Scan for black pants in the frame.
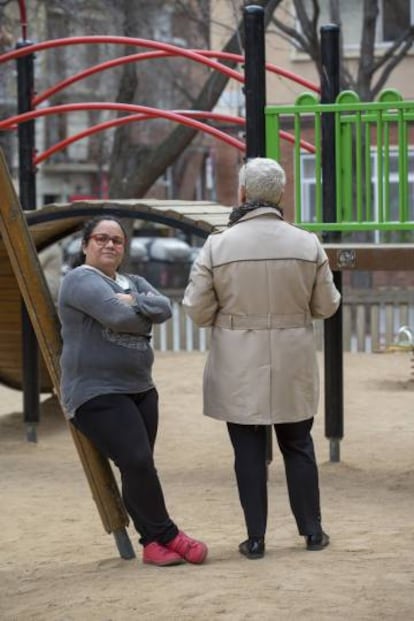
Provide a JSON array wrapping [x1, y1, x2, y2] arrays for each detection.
[[71, 389, 178, 546], [227, 418, 322, 539]]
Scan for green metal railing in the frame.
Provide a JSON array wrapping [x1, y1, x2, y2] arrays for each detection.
[[265, 89, 414, 233]]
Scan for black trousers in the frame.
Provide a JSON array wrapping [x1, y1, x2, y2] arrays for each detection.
[[71, 389, 178, 546], [227, 418, 322, 539]]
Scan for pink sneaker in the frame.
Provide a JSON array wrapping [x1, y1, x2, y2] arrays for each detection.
[[165, 531, 208, 564], [143, 541, 184, 566]]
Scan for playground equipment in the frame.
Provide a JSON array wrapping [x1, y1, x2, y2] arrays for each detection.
[[1, 4, 413, 558], [396, 326, 414, 383], [0, 150, 134, 558], [380, 326, 414, 383], [396, 326, 414, 348], [1, 192, 411, 391], [0, 196, 232, 392], [0, 5, 319, 445], [1, 8, 413, 442], [266, 34, 414, 459], [266, 90, 414, 233], [0, 4, 319, 559], [1, 3, 282, 560]]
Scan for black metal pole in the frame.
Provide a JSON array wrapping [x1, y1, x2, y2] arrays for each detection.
[[16, 40, 40, 443], [243, 5, 273, 465], [244, 4, 266, 158], [320, 25, 343, 462]]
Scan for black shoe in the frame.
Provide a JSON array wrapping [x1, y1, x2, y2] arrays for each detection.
[[239, 537, 265, 559], [306, 531, 330, 551]]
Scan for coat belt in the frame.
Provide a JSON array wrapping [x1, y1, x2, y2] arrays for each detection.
[[214, 312, 312, 330]]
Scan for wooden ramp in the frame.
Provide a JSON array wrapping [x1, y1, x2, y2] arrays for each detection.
[[2, 196, 411, 392], [0, 199, 231, 392]]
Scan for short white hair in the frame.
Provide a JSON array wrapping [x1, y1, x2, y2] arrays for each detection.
[[238, 157, 286, 204]]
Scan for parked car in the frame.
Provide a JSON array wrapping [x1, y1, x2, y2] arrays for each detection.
[[132, 237, 193, 290]]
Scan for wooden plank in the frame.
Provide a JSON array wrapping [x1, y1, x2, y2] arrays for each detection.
[[0, 344, 23, 354], [370, 305, 380, 351], [385, 305, 394, 345], [194, 214, 231, 225], [0, 149, 130, 545], [399, 304, 409, 327], [324, 244, 414, 271], [0, 259, 13, 275], [0, 302, 25, 314], [356, 305, 366, 352], [149, 204, 230, 215]]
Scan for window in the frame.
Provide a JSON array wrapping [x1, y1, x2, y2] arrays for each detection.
[[300, 149, 414, 241], [382, 0, 410, 42], [45, 113, 68, 161], [46, 9, 70, 81], [299, 0, 411, 49], [371, 148, 414, 241], [300, 155, 317, 222]]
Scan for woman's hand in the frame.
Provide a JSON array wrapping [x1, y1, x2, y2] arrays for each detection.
[[115, 293, 135, 306]]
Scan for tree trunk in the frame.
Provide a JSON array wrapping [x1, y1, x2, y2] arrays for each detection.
[[108, 0, 282, 199]]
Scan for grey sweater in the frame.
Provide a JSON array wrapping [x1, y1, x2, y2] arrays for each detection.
[[58, 265, 172, 418]]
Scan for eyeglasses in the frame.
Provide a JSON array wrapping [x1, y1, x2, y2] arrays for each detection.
[[89, 233, 125, 247]]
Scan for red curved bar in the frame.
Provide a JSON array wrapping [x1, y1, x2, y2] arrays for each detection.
[[0, 102, 314, 160], [32, 49, 318, 107], [0, 35, 317, 162], [0, 103, 244, 158], [0, 103, 241, 130], [0, 36, 319, 104], [0, 36, 242, 85], [35, 110, 246, 164], [201, 51, 319, 93]]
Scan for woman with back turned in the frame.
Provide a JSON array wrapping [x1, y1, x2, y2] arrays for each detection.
[[183, 158, 340, 559]]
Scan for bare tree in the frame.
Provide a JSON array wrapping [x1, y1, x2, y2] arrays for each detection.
[[2, 1, 413, 201], [272, 0, 414, 100], [109, 0, 414, 199], [271, 0, 414, 268], [109, 0, 283, 198]]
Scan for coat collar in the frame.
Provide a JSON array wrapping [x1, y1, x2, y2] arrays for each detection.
[[236, 206, 284, 224]]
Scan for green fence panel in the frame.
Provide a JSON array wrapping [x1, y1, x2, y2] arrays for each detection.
[[265, 88, 414, 234]]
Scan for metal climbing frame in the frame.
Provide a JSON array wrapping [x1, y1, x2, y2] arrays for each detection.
[[266, 88, 414, 233], [266, 85, 414, 461]]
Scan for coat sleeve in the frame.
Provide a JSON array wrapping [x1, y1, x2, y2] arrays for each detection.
[[182, 236, 219, 327], [59, 269, 152, 334], [309, 237, 341, 319]]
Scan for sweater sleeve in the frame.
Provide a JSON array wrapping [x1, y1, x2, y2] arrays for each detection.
[[128, 275, 172, 324], [59, 269, 153, 334], [182, 237, 219, 327]]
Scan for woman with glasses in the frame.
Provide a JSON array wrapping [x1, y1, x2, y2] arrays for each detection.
[[58, 216, 208, 567]]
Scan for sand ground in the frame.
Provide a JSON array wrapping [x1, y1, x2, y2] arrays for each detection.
[[0, 351, 413, 621]]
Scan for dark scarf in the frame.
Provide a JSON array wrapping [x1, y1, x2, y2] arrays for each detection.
[[228, 200, 284, 226]]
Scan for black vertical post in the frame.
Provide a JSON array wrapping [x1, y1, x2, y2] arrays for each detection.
[[243, 5, 273, 465], [320, 25, 343, 462], [244, 5, 266, 158], [16, 40, 40, 443]]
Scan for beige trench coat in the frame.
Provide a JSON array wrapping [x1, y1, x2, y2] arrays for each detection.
[[182, 207, 341, 425]]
